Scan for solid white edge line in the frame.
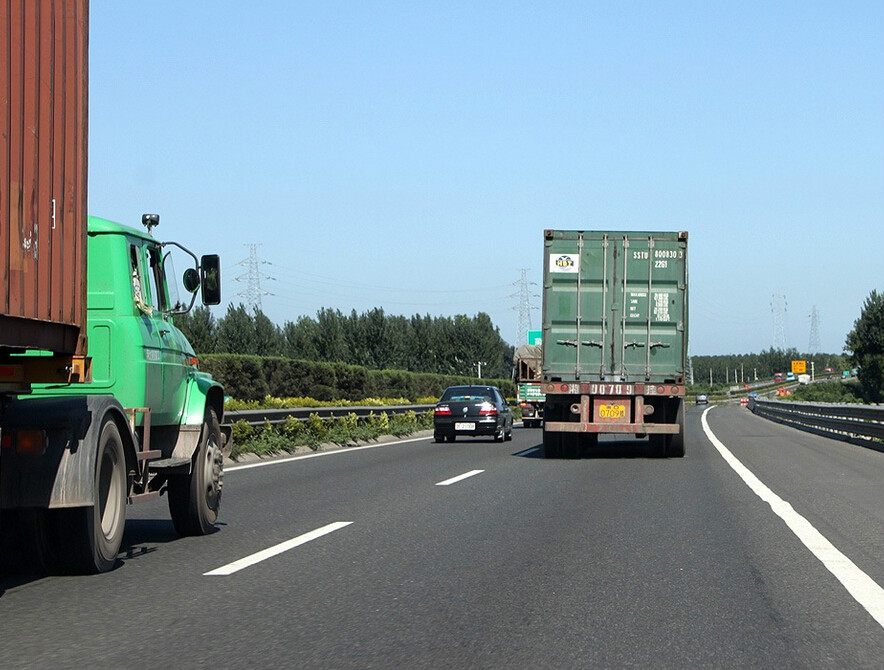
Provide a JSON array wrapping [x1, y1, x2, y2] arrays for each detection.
[[225, 435, 430, 472], [436, 470, 485, 486], [701, 407, 884, 629], [204, 522, 353, 576]]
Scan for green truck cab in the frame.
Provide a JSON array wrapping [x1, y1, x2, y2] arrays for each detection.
[[1, 215, 227, 573]]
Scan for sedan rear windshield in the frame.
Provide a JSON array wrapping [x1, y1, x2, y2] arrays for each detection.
[[441, 388, 494, 402]]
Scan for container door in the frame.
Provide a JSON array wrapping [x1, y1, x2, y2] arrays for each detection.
[[617, 234, 686, 382], [543, 231, 606, 380]]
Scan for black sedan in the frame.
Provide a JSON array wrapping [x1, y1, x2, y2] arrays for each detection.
[[433, 385, 513, 443]]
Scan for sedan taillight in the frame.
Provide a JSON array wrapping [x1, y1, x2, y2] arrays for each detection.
[[435, 405, 452, 416], [479, 402, 498, 416]]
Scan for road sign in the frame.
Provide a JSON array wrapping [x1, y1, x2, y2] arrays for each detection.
[[791, 360, 807, 374], [527, 330, 542, 345]]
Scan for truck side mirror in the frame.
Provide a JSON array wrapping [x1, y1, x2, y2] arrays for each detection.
[[182, 268, 200, 293], [200, 255, 221, 305]]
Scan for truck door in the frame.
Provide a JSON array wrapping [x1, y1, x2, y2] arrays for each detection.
[[130, 244, 167, 417], [145, 245, 187, 426]]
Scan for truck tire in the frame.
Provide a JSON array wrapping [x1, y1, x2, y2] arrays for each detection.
[[169, 408, 223, 536], [44, 417, 128, 574], [561, 434, 581, 458], [666, 399, 686, 458], [543, 428, 564, 458], [649, 434, 667, 458]]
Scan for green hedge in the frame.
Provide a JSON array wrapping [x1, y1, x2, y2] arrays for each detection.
[[200, 354, 515, 402]]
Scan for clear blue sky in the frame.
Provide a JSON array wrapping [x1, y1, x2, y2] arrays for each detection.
[[88, 1, 883, 356]]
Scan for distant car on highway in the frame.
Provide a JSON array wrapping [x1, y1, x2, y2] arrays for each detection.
[[695, 393, 708, 405], [434, 385, 513, 443]]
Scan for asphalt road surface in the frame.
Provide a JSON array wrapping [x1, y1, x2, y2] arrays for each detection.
[[1, 404, 882, 669]]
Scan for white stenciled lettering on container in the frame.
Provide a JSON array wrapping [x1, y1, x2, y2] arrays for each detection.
[[629, 292, 647, 319], [654, 293, 670, 321]]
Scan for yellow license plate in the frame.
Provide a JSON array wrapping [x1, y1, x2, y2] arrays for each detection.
[[599, 404, 626, 419]]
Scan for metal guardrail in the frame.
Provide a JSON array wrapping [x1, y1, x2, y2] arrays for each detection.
[[226, 404, 435, 427], [749, 398, 884, 442]]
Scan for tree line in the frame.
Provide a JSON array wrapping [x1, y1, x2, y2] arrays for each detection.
[[176, 288, 884, 403], [693, 288, 883, 403], [174, 305, 514, 380], [690, 348, 851, 387]]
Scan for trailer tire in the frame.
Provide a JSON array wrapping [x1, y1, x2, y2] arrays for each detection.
[[562, 434, 581, 459], [42, 417, 127, 574], [169, 408, 223, 536], [543, 428, 561, 458], [666, 399, 686, 458], [649, 434, 667, 458]]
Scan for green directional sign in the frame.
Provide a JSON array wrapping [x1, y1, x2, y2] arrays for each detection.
[[527, 329, 542, 345]]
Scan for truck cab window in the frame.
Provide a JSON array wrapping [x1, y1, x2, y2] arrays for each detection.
[[130, 244, 154, 314], [147, 246, 170, 312]]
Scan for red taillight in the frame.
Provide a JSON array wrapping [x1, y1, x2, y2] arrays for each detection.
[[3, 429, 47, 455], [17, 430, 46, 455], [435, 405, 452, 416], [479, 402, 498, 416]]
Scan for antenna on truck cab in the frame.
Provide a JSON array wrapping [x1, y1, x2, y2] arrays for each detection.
[[142, 213, 160, 235]]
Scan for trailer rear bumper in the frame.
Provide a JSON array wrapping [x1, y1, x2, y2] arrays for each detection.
[[544, 421, 680, 434]]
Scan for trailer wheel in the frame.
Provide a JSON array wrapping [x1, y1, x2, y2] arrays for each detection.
[[43, 417, 127, 574], [561, 434, 581, 459], [543, 427, 561, 458], [169, 408, 223, 536], [666, 399, 685, 458], [649, 434, 667, 458]]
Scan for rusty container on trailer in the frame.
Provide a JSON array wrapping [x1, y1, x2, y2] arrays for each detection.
[[1, 0, 89, 356]]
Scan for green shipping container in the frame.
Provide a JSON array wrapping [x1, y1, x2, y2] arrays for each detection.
[[542, 230, 688, 384]]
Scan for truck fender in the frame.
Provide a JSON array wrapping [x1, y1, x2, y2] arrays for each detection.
[[170, 374, 225, 461], [0, 395, 135, 509]]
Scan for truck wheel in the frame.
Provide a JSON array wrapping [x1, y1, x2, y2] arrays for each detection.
[[562, 434, 581, 458], [666, 400, 686, 458], [649, 434, 667, 458], [169, 408, 223, 536], [543, 429, 561, 458], [44, 417, 127, 574]]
